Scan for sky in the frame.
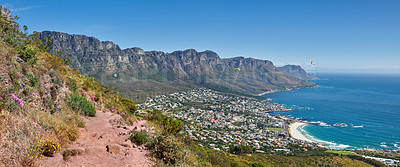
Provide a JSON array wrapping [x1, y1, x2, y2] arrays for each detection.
[[1, 0, 400, 74]]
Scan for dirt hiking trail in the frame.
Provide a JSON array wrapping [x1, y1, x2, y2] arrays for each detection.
[[40, 111, 154, 167]]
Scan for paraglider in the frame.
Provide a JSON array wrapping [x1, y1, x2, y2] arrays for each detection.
[[311, 61, 315, 65], [233, 68, 241, 71]]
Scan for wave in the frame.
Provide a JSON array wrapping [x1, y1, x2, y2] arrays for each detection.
[[350, 123, 364, 128], [297, 124, 353, 150], [318, 86, 334, 89], [308, 121, 330, 127]]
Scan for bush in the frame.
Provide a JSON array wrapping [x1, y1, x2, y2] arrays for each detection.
[[29, 137, 60, 158], [129, 131, 149, 145], [121, 98, 137, 113], [17, 44, 37, 61], [162, 117, 183, 135], [229, 145, 253, 155], [27, 74, 39, 87], [147, 110, 183, 135], [62, 149, 82, 161], [41, 140, 59, 157], [148, 136, 184, 165], [252, 162, 268, 167], [67, 93, 96, 117]]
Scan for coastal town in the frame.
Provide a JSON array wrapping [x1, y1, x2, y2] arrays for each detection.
[[137, 88, 319, 153], [138, 88, 400, 166]]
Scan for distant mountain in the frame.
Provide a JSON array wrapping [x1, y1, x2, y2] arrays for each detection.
[[39, 31, 315, 99], [278, 65, 318, 80]]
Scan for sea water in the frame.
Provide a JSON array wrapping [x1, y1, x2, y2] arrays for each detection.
[[265, 73, 400, 150]]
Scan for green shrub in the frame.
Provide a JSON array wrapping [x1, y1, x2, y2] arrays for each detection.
[[147, 110, 183, 135], [41, 140, 59, 157], [121, 98, 137, 113], [162, 117, 183, 135], [17, 44, 37, 61], [68, 78, 78, 92], [67, 93, 96, 117], [252, 162, 268, 167], [148, 136, 184, 165], [229, 145, 253, 155], [62, 149, 82, 161], [129, 130, 149, 145], [27, 74, 39, 87]]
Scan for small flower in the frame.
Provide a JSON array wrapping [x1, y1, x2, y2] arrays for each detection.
[[122, 112, 125, 115], [10, 93, 24, 107]]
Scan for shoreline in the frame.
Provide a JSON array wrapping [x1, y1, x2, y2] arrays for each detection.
[[257, 85, 318, 96], [289, 122, 314, 143]]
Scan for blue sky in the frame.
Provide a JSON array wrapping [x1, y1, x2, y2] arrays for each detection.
[[2, 0, 400, 74]]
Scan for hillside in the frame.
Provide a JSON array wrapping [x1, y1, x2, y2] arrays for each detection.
[[39, 31, 315, 100], [1, 7, 153, 166]]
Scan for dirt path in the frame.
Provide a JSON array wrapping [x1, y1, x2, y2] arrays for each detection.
[[40, 111, 154, 167]]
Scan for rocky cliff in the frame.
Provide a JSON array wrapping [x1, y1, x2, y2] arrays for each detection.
[[0, 6, 21, 31], [278, 65, 318, 80], [39, 31, 315, 99]]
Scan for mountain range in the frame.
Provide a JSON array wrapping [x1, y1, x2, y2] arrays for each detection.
[[39, 31, 315, 100]]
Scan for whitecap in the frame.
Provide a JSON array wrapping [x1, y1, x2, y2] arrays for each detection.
[[352, 125, 364, 128], [297, 125, 352, 150]]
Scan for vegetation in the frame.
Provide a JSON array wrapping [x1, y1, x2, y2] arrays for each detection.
[[229, 145, 253, 155], [326, 150, 357, 156], [62, 149, 83, 161], [129, 130, 149, 145], [147, 110, 183, 135], [67, 93, 96, 117], [0, 13, 136, 166], [121, 97, 137, 113]]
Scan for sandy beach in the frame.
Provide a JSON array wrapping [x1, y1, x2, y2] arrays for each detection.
[[289, 122, 314, 143]]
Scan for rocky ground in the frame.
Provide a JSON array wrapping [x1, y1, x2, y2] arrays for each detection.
[[40, 111, 154, 167]]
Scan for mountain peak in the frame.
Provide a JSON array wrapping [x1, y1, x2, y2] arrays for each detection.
[[278, 64, 318, 80]]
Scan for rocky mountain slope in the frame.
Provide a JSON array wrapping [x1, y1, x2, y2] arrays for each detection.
[[278, 65, 318, 80], [0, 6, 20, 31], [39, 31, 315, 99]]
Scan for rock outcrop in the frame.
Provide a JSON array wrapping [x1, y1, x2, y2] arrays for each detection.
[[0, 6, 21, 31], [278, 65, 318, 80]]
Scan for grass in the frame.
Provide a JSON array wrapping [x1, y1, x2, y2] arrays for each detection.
[[267, 127, 284, 131], [326, 150, 358, 156]]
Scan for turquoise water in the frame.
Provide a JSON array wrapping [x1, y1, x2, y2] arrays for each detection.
[[265, 73, 400, 150]]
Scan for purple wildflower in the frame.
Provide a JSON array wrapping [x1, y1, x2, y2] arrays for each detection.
[[32, 92, 38, 98], [24, 78, 29, 82], [11, 93, 24, 107], [91, 96, 95, 102], [122, 112, 125, 115]]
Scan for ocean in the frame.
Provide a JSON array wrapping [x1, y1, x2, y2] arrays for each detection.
[[264, 73, 400, 150]]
